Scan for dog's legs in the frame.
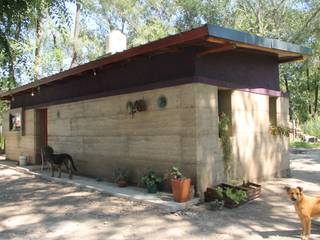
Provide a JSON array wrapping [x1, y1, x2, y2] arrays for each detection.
[[64, 161, 72, 179], [300, 216, 305, 237], [301, 217, 311, 240], [51, 165, 54, 177], [58, 166, 62, 178], [69, 161, 73, 179], [305, 217, 311, 240]]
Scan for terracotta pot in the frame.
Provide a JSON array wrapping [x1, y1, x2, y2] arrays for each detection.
[[117, 180, 128, 187], [171, 178, 191, 203]]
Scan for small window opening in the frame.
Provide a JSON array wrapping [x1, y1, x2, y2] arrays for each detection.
[[269, 97, 277, 126], [9, 112, 21, 131], [218, 90, 232, 136]]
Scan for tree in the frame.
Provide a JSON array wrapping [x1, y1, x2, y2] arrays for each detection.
[[70, 1, 81, 68]]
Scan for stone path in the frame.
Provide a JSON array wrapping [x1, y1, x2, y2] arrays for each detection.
[[0, 149, 320, 239]]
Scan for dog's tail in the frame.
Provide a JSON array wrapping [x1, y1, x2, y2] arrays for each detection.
[[67, 155, 77, 171]]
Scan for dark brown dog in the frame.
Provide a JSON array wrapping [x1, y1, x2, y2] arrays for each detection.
[[285, 186, 320, 240], [43, 146, 77, 179]]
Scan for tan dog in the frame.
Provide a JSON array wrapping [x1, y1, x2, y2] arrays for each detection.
[[285, 186, 320, 240]]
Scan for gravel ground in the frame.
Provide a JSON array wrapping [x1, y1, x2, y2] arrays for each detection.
[[1, 149, 320, 240]]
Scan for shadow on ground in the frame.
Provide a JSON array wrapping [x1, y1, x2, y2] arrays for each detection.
[[1, 149, 320, 240]]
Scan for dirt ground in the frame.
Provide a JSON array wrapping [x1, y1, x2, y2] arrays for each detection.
[[1, 149, 320, 240]]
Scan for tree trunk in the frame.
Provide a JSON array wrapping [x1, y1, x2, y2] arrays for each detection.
[[284, 73, 293, 121], [306, 66, 312, 115], [52, 32, 63, 72], [34, 13, 45, 81], [70, 2, 81, 68], [10, 21, 22, 85], [313, 77, 319, 117]]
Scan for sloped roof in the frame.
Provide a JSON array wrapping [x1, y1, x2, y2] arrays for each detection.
[[0, 24, 312, 100]]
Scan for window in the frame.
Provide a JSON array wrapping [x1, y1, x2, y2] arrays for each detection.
[[269, 97, 277, 126], [9, 112, 21, 131], [218, 90, 232, 136]]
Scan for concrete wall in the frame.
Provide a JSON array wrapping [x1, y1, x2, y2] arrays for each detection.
[[194, 86, 289, 196], [4, 109, 37, 163], [231, 91, 289, 181], [4, 83, 289, 196], [194, 84, 222, 194], [47, 84, 198, 186]]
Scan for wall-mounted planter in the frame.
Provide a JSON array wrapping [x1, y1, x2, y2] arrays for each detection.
[[127, 101, 136, 117], [127, 99, 147, 117], [134, 99, 147, 112], [157, 95, 167, 109]]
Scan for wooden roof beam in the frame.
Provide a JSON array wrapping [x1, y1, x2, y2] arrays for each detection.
[[197, 43, 237, 57], [278, 55, 304, 63]]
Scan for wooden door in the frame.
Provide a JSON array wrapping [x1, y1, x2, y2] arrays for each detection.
[[35, 109, 47, 164]]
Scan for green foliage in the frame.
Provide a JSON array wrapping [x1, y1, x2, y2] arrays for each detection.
[[213, 186, 247, 205], [269, 125, 291, 137], [141, 170, 162, 187], [302, 116, 320, 138], [224, 187, 247, 205], [214, 186, 224, 200], [208, 199, 224, 211], [169, 166, 183, 179], [290, 139, 320, 149], [112, 168, 129, 182], [0, 134, 4, 151], [1, 0, 320, 127], [218, 113, 233, 179]]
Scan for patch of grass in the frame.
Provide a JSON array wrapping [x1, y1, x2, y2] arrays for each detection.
[[290, 140, 320, 149]]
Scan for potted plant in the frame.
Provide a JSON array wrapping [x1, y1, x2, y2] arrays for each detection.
[[112, 168, 129, 187], [141, 170, 162, 193], [208, 199, 224, 211], [169, 166, 191, 203]]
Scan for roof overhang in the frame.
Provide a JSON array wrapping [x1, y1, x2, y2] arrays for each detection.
[[0, 24, 312, 100], [206, 25, 311, 62]]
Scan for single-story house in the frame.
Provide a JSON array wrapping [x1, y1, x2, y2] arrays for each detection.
[[0, 24, 311, 196]]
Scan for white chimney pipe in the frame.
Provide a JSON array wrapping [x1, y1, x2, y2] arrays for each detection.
[[106, 30, 127, 54]]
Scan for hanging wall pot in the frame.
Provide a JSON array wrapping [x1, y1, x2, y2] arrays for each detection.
[[157, 95, 167, 109], [127, 99, 147, 118], [134, 99, 147, 112], [127, 101, 136, 117]]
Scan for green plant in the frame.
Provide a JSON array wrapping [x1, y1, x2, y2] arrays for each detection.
[[290, 139, 320, 149], [269, 125, 291, 137], [126, 101, 136, 117], [169, 166, 183, 179], [142, 170, 162, 187], [112, 168, 129, 183], [224, 187, 247, 205], [302, 116, 320, 138], [214, 186, 224, 200], [0, 134, 4, 151], [218, 113, 233, 179], [208, 199, 224, 211]]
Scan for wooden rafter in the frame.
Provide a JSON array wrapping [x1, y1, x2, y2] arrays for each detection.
[[197, 43, 237, 57]]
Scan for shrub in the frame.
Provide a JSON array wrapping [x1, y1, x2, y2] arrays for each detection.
[[302, 116, 320, 138]]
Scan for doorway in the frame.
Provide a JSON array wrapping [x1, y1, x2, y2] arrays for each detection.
[[35, 108, 47, 164]]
